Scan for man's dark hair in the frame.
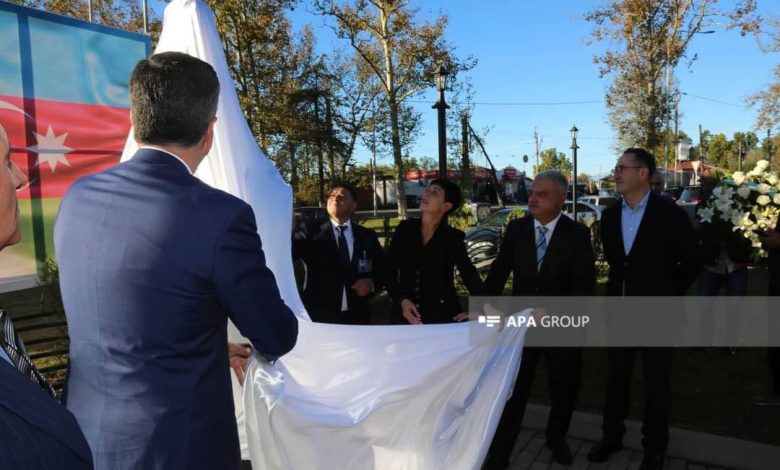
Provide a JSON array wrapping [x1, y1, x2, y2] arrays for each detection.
[[623, 147, 656, 181], [329, 181, 358, 202], [430, 178, 462, 216], [130, 52, 220, 147]]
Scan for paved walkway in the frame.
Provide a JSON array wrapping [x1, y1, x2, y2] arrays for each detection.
[[505, 429, 729, 470]]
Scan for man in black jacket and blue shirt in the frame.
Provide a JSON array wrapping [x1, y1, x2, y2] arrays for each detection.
[[588, 148, 700, 470], [483, 170, 596, 467], [293, 182, 384, 325]]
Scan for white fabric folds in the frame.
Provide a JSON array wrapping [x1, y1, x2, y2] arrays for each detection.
[[121, 1, 529, 468]]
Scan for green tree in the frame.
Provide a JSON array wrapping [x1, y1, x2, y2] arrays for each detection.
[[705, 132, 730, 168], [314, 0, 476, 218], [586, 1, 759, 151], [747, 18, 780, 132], [534, 148, 572, 177]]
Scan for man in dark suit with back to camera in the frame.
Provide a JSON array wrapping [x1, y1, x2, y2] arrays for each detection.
[[54, 52, 298, 470], [0, 124, 93, 470], [587, 148, 700, 470], [293, 182, 383, 325], [483, 170, 596, 467]]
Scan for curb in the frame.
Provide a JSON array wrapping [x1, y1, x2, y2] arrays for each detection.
[[525, 403, 780, 470]]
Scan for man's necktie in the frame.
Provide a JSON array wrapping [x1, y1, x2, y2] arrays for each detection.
[[536, 226, 548, 272], [336, 225, 351, 269]]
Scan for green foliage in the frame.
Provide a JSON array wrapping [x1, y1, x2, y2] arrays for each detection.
[[534, 148, 572, 176], [503, 206, 526, 226], [585, 0, 760, 150], [38, 257, 62, 312], [448, 204, 476, 231]]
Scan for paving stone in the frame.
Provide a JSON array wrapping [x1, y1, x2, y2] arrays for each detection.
[[668, 457, 687, 470], [511, 437, 545, 469]]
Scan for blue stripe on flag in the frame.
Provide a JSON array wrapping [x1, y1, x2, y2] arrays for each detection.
[[0, 10, 23, 97], [0, 1, 151, 107]]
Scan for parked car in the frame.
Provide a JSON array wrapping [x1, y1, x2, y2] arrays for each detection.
[[563, 200, 602, 227], [294, 206, 328, 228], [662, 186, 684, 202], [677, 186, 702, 220], [464, 201, 602, 266], [463, 208, 517, 264], [578, 195, 619, 210]]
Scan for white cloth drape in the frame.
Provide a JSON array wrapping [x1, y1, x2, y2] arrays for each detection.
[[121, 2, 529, 468]]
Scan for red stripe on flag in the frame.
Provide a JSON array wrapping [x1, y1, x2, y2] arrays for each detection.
[[0, 95, 130, 199]]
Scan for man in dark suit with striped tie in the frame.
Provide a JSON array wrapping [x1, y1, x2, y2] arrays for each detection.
[[0, 124, 93, 469], [483, 170, 596, 467], [293, 182, 384, 325]]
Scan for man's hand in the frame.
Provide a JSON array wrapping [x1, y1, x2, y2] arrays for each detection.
[[351, 279, 374, 297], [483, 303, 508, 331], [531, 307, 548, 323], [401, 298, 422, 325], [228, 342, 253, 386], [453, 312, 478, 322], [759, 229, 780, 249]]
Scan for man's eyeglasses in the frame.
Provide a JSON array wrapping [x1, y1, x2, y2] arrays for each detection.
[[614, 165, 645, 174]]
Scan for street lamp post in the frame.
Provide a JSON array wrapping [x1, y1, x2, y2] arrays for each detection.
[[432, 63, 450, 180], [570, 125, 579, 223]]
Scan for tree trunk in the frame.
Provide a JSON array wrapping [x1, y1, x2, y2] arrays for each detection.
[[380, 6, 407, 219], [388, 96, 408, 219], [288, 142, 299, 199]]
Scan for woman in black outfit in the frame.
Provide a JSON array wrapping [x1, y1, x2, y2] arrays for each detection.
[[385, 179, 483, 324]]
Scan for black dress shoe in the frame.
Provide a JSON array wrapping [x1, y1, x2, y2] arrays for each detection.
[[639, 449, 665, 470], [547, 441, 574, 465], [587, 440, 622, 463]]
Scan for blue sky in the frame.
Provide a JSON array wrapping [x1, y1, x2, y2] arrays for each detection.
[[152, 1, 780, 177]]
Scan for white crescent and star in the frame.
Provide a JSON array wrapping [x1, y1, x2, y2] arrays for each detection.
[[27, 126, 73, 172], [0, 100, 73, 173]]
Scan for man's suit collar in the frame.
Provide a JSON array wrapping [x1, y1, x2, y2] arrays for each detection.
[[132, 148, 195, 176]]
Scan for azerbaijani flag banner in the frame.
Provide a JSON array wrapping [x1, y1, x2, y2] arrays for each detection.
[[0, 2, 150, 291]]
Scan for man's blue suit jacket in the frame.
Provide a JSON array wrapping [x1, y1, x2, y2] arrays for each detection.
[[0, 360, 93, 469], [54, 149, 298, 470]]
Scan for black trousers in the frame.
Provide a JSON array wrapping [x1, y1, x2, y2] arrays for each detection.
[[602, 347, 674, 452], [487, 347, 582, 466], [769, 348, 780, 395]]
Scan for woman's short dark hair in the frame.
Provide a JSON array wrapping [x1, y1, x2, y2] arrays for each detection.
[[130, 52, 220, 148], [623, 147, 656, 181], [430, 178, 462, 216]]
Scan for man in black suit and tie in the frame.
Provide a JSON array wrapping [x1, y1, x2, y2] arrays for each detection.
[[483, 170, 596, 468], [587, 148, 700, 470], [0, 124, 92, 469], [294, 182, 383, 325]]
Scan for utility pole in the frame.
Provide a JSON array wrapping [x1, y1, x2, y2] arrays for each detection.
[[673, 90, 680, 187], [699, 124, 705, 165], [738, 139, 743, 172], [372, 114, 378, 216], [533, 128, 542, 176], [461, 113, 471, 200], [143, 0, 149, 33], [469, 124, 505, 209]]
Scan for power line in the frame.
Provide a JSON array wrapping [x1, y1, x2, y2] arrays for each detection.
[[406, 99, 603, 106], [681, 92, 746, 108]]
